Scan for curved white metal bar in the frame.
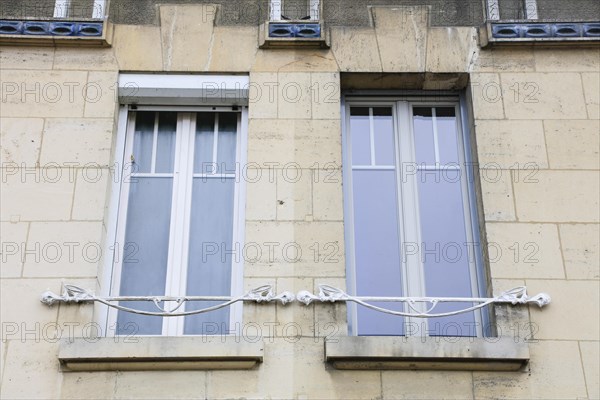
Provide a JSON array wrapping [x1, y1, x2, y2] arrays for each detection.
[[41, 285, 295, 317], [41, 284, 550, 319], [297, 285, 551, 318]]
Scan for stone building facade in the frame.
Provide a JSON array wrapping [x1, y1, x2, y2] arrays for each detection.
[[0, 1, 599, 399]]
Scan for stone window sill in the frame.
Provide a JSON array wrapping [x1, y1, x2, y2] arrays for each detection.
[[59, 337, 263, 371], [325, 337, 529, 371]]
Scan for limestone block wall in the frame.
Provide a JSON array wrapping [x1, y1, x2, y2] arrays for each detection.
[[0, 4, 598, 400]]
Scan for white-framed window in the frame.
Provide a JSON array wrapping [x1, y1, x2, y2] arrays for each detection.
[[107, 106, 246, 336], [342, 96, 488, 337], [270, 0, 320, 21], [486, 0, 538, 20], [53, 0, 107, 19]]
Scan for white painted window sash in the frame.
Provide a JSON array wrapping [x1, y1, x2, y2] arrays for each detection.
[[107, 108, 245, 337], [162, 113, 193, 336], [95, 106, 128, 334], [452, 104, 484, 337], [54, 0, 106, 19], [92, 0, 106, 19], [486, 0, 500, 20], [53, 0, 71, 18], [368, 108, 376, 166], [398, 101, 428, 330], [228, 110, 247, 329], [341, 99, 359, 336], [487, 0, 538, 21], [343, 98, 484, 337], [431, 108, 441, 165], [524, 0, 539, 19], [270, 0, 282, 21], [105, 112, 137, 335], [309, 0, 320, 20], [270, 0, 320, 21]]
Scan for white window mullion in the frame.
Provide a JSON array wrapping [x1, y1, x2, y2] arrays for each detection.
[[524, 0, 538, 19], [397, 102, 428, 335], [150, 113, 159, 173], [162, 114, 189, 336], [431, 108, 440, 166], [309, 0, 320, 20], [92, 0, 106, 19], [53, 0, 71, 18], [486, 0, 500, 20], [212, 113, 220, 165], [174, 113, 198, 335], [271, 0, 283, 21], [369, 108, 376, 166]]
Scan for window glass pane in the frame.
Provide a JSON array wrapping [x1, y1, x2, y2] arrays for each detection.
[[436, 107, 460, 165], [413, 107, 436, 165], [132, 112, 155, 173], [352, 170, 404, 335], [117, 177, 173, 335], [216, 113, 237, 174], [373, 107, 395, 166], [184, 177, 235, 335], [194, 113, 215, 174], [416, 170, 476, 336], [155, 112, 177, 173], [346, 101, 483, 338], [283, 0, 310, 19], [350, 107, 371, 166]]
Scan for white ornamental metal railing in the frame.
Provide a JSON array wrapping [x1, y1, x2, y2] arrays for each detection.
[[41, 284, 550, 318]]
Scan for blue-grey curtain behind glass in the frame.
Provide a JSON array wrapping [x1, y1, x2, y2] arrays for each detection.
[[350, 107, 405, 336], [117, 112, 176, 335], [184, 113, 237, 335], [413, 107, 477, 337]]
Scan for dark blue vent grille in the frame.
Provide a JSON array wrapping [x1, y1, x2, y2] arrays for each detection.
[[491, 22, 600, 40], [50, 22, 76, 36], [492, 24, 520, 38], [0, 21, 22, 34], [23, 21, 49, 35], [523, 24, 551, 38], [0, 20, 103, 37], [77, 23, 103, 36], [295, 24, 320, 38], [553, 24, 581, 37], [584, 23, 600, 37], [269, 23, 321, 38], [269, 24, 295, 37]]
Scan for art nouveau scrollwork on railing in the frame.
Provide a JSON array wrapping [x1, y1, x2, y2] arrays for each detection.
[[41, 284, 550, 318], [297, 285, 551, 318], [40, 285, 295, 317]]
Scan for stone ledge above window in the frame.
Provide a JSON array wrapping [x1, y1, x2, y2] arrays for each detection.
[[325, 337, 529, 371], [59, 337, 263, 371]]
